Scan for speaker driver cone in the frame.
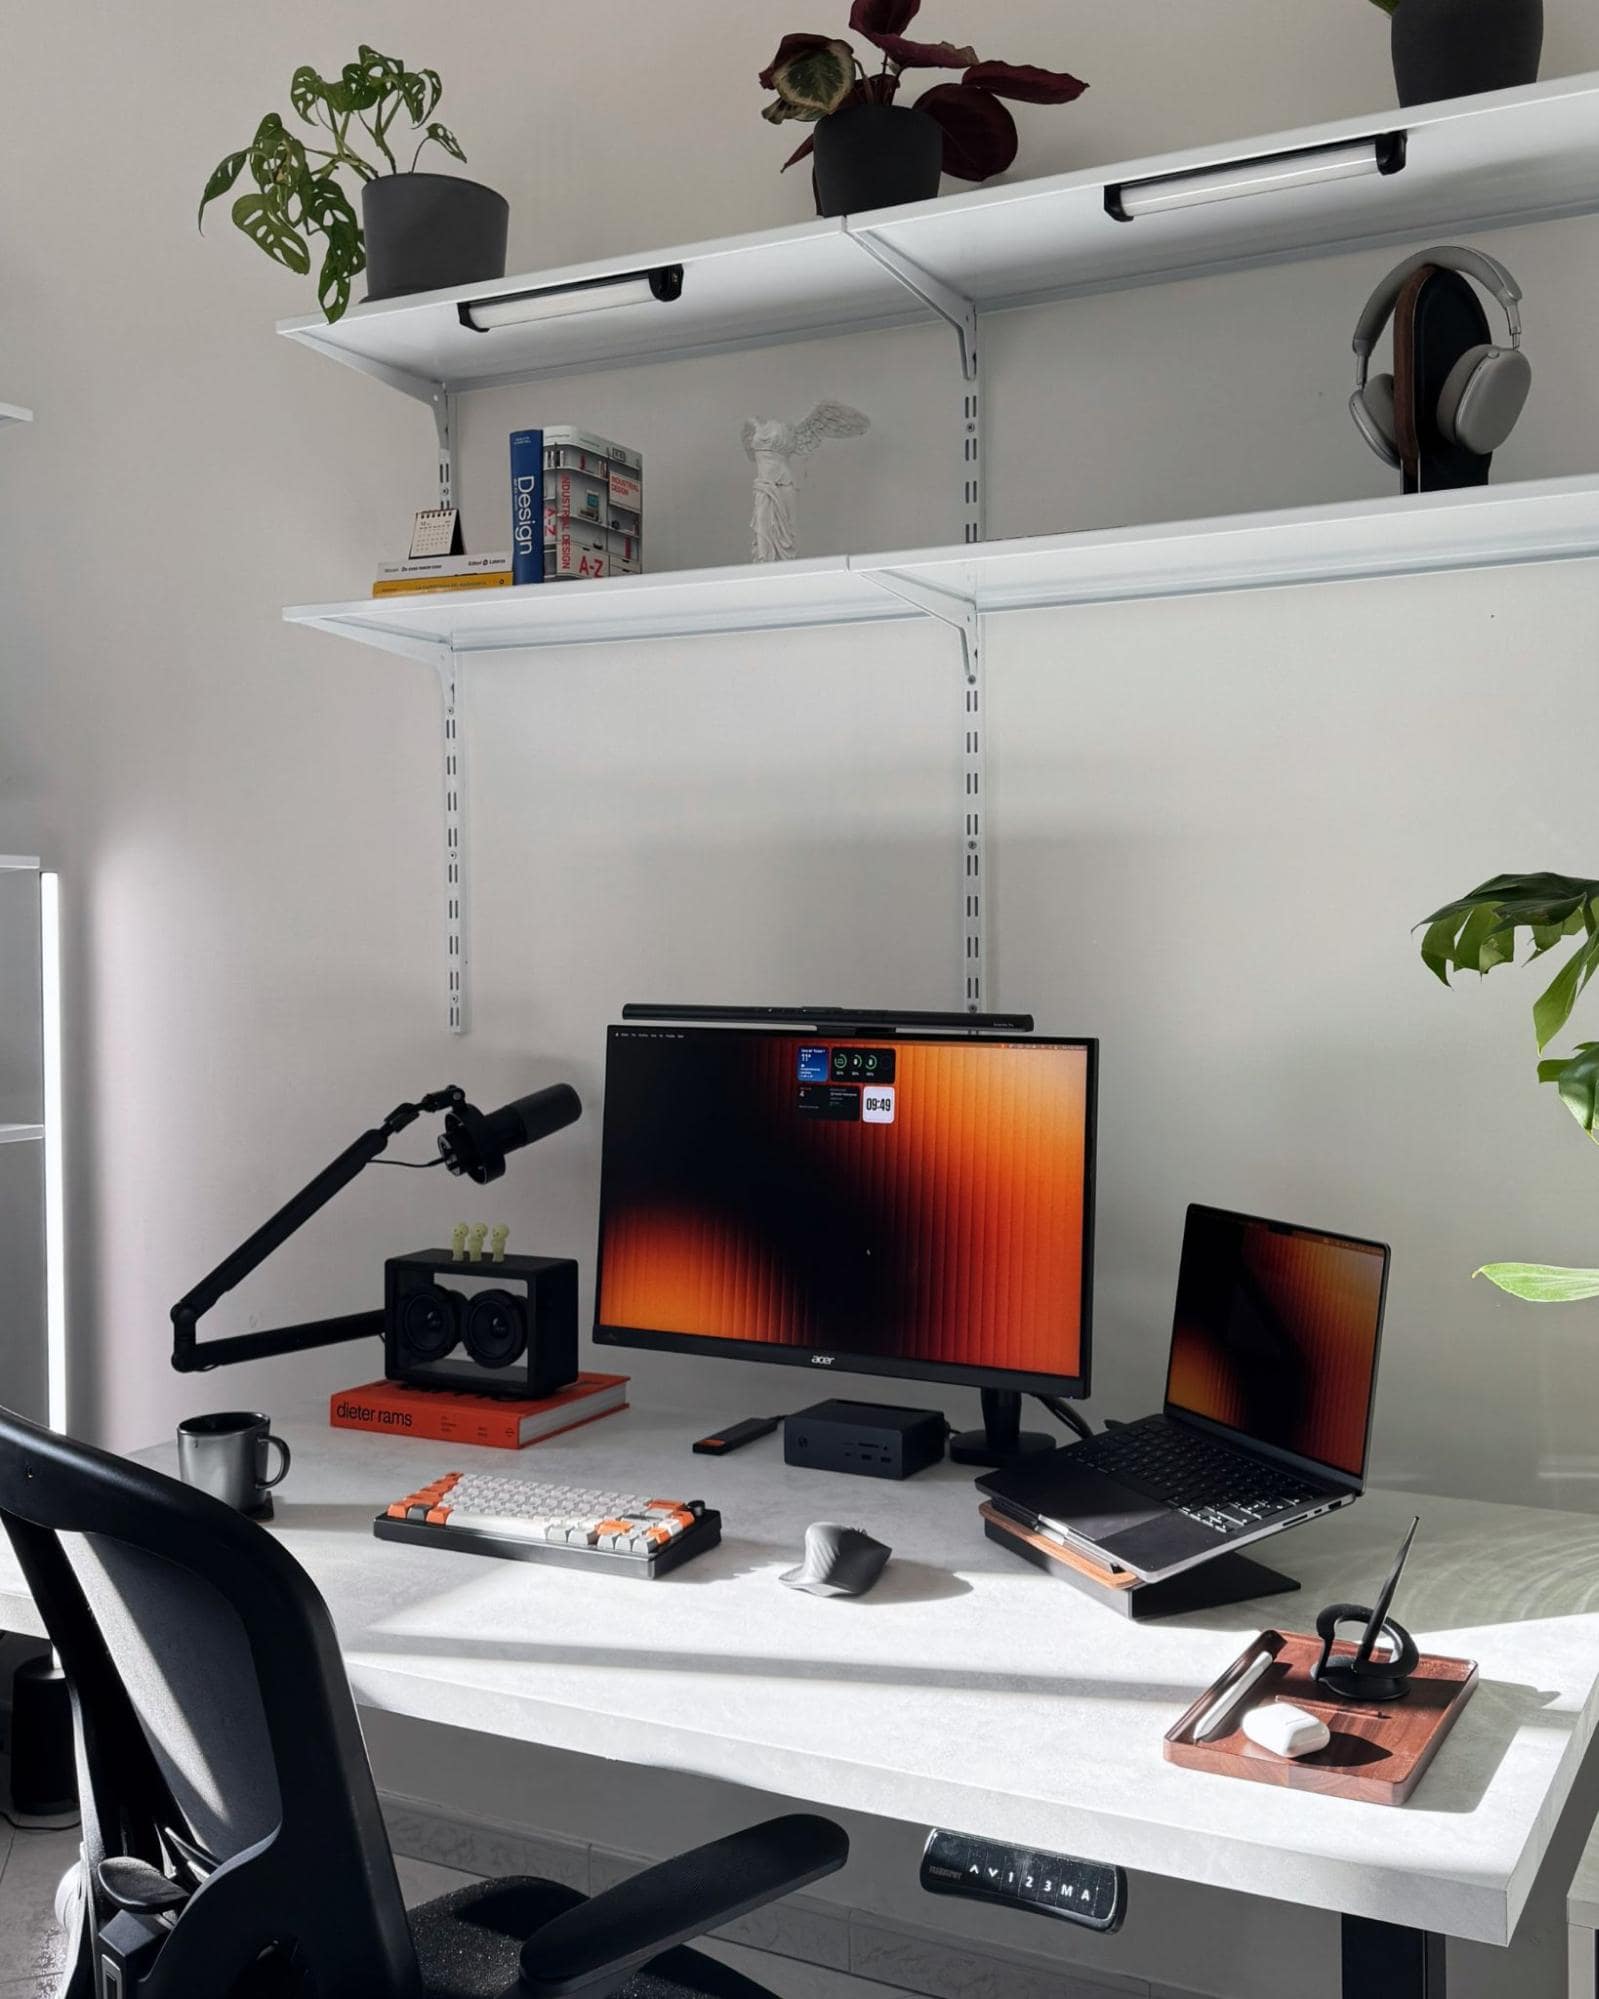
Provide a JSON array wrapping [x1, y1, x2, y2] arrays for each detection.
[[463, 1288, 527, 1369], [399, 1284, 460, 1363]]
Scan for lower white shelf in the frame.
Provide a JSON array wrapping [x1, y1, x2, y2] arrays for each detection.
[[0, 1124, 44, 1146], [285, 475, 1599, 661]]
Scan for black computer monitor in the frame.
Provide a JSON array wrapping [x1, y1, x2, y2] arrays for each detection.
[[593, 1023, 1097, 1425]]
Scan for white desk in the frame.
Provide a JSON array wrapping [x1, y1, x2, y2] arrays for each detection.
[[5, 1401, 1599, 1995]]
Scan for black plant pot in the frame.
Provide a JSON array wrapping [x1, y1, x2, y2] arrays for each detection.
[[1390, 0, 1543, 107], [812, 102, 943, 217], [362, 172, 509, 302]]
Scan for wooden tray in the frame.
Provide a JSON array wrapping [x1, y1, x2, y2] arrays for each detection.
[[1164, 1629, 1478, 1805]]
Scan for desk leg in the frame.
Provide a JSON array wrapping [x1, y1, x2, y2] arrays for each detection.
[[1342, 1916, 1446, 1998]]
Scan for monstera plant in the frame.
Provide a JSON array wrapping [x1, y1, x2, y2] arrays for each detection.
[[198, 47, 474, 321], [1419, 872, 1599, 1300], [760, 1, 1086, 184]]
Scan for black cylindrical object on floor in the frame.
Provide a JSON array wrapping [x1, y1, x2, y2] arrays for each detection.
[[362, 172, 509, 301], [10, 1651, 78, 1825], [1390, 0, 1542, 107], [812, 103, 942, 217]]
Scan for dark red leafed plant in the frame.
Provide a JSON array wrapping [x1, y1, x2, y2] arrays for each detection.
[[759, 0, 1086, 182]]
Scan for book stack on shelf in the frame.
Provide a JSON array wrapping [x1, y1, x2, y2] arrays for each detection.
[[511, 426, 644, 584]]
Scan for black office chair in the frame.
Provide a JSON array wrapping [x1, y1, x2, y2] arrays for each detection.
[[0, 1405, 847, 1999]]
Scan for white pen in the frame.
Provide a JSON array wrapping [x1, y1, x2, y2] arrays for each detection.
[[1192, 1649, 1276, 1742]]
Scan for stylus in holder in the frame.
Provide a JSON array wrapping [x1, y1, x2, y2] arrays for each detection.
[[1312, 1516, 1421, 1703]]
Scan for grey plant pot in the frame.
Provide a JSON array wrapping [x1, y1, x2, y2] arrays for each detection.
[[362, 172, 509, 302], [812, 102, 943, 217], [1390, 0, 1543, 107]]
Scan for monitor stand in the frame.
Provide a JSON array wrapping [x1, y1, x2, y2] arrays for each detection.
[[949, 1389, 1057, 1468]]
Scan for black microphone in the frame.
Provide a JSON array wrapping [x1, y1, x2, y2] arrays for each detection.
[[438, 1084, 582, 1184]]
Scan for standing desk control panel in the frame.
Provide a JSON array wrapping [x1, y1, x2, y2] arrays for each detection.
[[919, 1828, 1126, 1932]]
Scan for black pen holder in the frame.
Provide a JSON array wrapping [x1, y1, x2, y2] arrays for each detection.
[[1312, 1601, 1420, 1703]]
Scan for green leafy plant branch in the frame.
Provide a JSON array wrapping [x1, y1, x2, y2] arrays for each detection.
[[198, 46, 466, 323], [1418, 872, 1599, 1300]]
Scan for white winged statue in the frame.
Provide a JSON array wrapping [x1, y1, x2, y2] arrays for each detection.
[[742, 400, 870, 562]]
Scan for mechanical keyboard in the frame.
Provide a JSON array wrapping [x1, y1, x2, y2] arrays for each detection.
[[372, 1471, 722, 1578]]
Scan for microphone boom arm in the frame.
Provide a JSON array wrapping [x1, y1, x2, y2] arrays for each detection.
[[170, 1088, 466, 1374]]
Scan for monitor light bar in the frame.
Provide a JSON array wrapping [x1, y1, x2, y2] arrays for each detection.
[[459, 264, 684, 332], [1106, 132, 1405, 222]]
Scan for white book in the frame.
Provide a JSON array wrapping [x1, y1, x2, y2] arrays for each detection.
[[374, 550, 513, 580]]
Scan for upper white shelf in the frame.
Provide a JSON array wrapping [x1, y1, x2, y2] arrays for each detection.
[[286, 475, 1599, 660], [0, 405, 33, 426], [0, 1124, 44, 1147], [279, 73, 1599, 399]]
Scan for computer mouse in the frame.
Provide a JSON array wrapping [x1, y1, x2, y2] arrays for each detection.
[[1241, 1701, 1331, 1759], [780, 1522, 891, 1599]]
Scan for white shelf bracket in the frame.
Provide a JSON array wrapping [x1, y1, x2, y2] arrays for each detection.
[[434, 390, 458, 511], [847, 229, 984, 546], [847, 231, 978, 379], [862, 569, 987, 1013], [434, 651, 468, 1035]]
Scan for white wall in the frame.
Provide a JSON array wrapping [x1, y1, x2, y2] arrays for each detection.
[[4, 0, 1598, 1480], [5, 5, 1599, 1992]]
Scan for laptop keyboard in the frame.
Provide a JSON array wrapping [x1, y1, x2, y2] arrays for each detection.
[[1074, 1420, 1325, 1535]]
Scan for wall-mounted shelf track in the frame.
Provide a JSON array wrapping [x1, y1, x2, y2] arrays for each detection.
[[279, 73, 1599, 1030]]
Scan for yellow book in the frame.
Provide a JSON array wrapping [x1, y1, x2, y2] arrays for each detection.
[[371, 571, 514, 597]]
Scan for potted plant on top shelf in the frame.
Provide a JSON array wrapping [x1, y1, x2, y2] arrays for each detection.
[[1370, 0, 1542, 110], [199, 45, 507, 322], [760, 1, 1087, 217]]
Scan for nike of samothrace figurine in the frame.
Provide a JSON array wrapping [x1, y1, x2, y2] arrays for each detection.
[[743, 401, 870, 562]]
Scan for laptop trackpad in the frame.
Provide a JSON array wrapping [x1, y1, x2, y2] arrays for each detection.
[[1050, 1468, 1169, 1543]]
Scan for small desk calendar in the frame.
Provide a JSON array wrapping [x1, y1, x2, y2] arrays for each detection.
[[410, 507, 464, 559]]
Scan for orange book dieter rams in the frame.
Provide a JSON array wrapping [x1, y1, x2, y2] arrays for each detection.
[[329, 1372, 628, 1450]]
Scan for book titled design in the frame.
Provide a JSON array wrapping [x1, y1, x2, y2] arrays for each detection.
[[330, 1371, 628, 1449], [509, 428, 544, 585]]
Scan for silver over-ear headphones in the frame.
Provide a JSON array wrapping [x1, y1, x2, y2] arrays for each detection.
[[1350, 245, 1531, 468]]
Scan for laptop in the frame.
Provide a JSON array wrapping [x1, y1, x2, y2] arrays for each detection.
[[978, 1204, 1389, 1584]]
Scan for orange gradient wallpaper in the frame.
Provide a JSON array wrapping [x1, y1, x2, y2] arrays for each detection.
[[1165, 1211, 1386, 1477], [596, 1030, 1093, 1379]]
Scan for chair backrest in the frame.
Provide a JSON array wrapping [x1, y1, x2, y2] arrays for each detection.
[[0, 1404, 421, 1999]]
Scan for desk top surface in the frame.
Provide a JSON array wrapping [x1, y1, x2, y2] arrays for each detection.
[[4, 1399, 1598, 1947]]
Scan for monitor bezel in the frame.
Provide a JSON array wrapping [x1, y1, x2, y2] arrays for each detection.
[[593, 1023, 1097, 1400], [1162, 1201, 1391, 1490]]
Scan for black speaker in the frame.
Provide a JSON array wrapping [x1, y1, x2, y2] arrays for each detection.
[[384, 1248, 578, 1401]]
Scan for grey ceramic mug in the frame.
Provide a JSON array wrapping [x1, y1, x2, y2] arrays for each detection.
[[176, 1412, 291, 1517]]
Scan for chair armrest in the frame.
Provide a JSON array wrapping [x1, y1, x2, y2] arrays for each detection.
[[514, 1813, 848, 1999]]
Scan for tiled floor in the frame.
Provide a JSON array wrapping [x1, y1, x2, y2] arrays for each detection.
[[0, 1820, 74, 1999], [4, 1841, 902, 1999]]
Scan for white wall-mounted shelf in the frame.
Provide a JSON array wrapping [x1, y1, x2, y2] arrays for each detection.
[[0, 405, 33, 426], [280, 71, 1599, 1031], [0, 1123, 44, 1146], [287, 477, 1599, 661], [279, 73, 1599, 398]]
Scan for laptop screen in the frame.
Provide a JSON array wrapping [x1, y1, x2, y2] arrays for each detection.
[[1164, 1205, 1388, 1480]]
